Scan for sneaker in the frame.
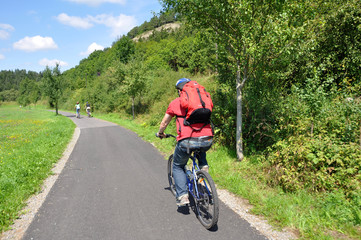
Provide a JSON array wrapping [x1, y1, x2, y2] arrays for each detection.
[[176, 194, 190, 207], [200, 165, 209, 173]]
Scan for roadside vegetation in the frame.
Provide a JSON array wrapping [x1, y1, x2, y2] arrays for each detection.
[[0, 104, 75, 232], [0, 0, 360, 238]]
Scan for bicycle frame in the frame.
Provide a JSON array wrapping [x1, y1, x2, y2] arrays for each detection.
[[161, 133, 219, 229], [186, 154, 211, 202]]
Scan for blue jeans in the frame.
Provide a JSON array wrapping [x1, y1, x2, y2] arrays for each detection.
[[172, 137, 213, 198]]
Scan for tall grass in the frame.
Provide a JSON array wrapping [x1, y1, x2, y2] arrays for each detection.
[[0, 105, 75, 232]]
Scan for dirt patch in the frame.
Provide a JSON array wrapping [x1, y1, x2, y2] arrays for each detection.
[[133, 22, 181, 42]]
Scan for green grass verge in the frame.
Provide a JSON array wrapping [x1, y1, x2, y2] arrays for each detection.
[[94, 112, 361, 240], [0, 104, 75, 233]]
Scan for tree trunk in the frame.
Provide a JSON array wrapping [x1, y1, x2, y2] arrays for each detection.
[[236, 60, 244, 161], [55, 100, 59, 115], [132, 97, 135, 120], [215, 42, 218, 74]]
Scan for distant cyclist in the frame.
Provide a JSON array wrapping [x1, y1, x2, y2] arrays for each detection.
[[75, 102, 81, 118], [85, 101, 92, 117], [157, 78, 213, 207]]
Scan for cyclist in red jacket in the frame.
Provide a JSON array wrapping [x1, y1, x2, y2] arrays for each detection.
[[157, 78, 213, 207]]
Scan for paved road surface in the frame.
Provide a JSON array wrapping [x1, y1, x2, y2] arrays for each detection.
[[23, 112, 267, 240]]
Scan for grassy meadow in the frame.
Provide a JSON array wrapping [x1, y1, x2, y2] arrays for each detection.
[[0, 104, 75, 232]]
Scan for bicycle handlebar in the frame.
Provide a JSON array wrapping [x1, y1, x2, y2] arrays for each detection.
[[155, 133, 176, 139]]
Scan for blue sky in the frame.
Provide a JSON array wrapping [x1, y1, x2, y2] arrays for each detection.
[[0, 0, 162, 73]]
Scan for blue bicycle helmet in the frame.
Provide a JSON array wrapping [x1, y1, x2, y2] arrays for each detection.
[[175, 78, 191, 90]]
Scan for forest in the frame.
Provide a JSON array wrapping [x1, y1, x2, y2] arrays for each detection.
[[1, 0, 361, 237]]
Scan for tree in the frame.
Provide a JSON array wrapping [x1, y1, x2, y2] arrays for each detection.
[[42, 64, 64, 115], [0, 89, 18, 102], [17, 78, 32, 107], [17, 78, 40, 108], [29, 81, 41, 106], [118, 59, 147, 119], [113, 36, 135, 64], [162, 0, 299, 160]]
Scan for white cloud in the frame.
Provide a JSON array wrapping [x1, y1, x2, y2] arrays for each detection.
[[56, 13, 136, 37], [81, 42, 104, 56], [13, 36, 58, 52], [65, 0, 126, 6], [0, 30, 10, 40], [39, 58, 68, 67], [0, 54, 4, 60], [88, 14, 136, 37], [0, 23, 15, 40], [0, 23, 14, 31], [56, 13, 93, 29]]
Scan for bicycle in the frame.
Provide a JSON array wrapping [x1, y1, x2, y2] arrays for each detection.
[[157, 133, 219, 229], [86, 107, 92, 118], [76, 110, 80, 118]]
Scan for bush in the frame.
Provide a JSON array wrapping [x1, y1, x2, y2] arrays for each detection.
[[265, 80, 361, 198], [266, 133, 361, 195]]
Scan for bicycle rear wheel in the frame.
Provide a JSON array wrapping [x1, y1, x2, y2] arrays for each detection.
[[194, 170, 219, 229], [167, 154, 177, 196]]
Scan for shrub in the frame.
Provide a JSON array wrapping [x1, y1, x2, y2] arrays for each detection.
[[266, 132, 361, 195]]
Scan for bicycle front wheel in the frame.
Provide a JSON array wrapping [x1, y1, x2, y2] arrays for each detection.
[[195, 170, 219, 229], [167, 154, 177, 196]]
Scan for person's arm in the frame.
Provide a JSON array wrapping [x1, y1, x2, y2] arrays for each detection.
[[157, 113, 173, 138]]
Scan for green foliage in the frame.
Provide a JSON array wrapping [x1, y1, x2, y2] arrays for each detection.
[[118, 58, 148, 118], [312, 0, 361, 93], [0, 70, 41, 92], [266, 79, 361, 197], [0, 89, 18, 102], [211, 82, 236, 146], [42, 64, 64, 114], [112, 36, 135, 64], [266, 133, 361, 193], [0, 70, 41, 102], [175, 30, 216, 73], [17, 78, 40, 107]]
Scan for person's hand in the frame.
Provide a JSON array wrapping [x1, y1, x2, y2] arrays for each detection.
[[156, 132, 166, 139]]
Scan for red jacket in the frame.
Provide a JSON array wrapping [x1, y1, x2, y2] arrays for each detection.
[[166, 98, 213, 141]]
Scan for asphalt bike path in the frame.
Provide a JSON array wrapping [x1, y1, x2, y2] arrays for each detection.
[[23, 112, 266, 240]]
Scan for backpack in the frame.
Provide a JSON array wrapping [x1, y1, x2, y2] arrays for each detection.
[[179, 81, 213, 127]]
